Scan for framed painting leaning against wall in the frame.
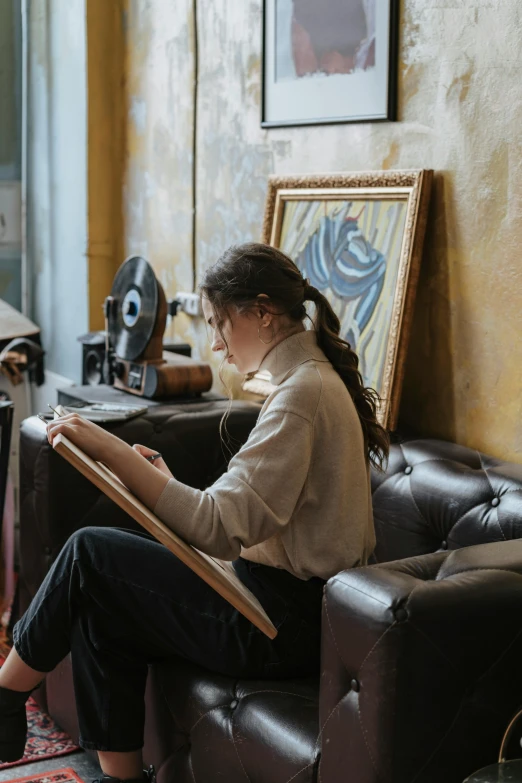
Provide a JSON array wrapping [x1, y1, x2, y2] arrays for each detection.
[[242, 171, 433, 431]]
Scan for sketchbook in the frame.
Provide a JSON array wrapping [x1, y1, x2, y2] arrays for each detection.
[[50, 429, 277, 639]]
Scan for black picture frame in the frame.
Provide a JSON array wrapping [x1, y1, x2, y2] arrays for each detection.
[[261, 0, 399, 128]]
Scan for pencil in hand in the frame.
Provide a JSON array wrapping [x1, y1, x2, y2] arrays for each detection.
[[37, 404, 63, 423]]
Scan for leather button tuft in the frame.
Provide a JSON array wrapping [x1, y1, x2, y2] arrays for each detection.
[[44, 546, 51, 555], [441, 540, 448, 550], [491, 497, 500, 507], [230, 699, 238, 709], [404, 466, 413, 475], [350, 679, 360, 692], [395, 608, 408, 622]]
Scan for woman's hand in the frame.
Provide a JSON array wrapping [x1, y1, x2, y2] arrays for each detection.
[[45, 414, 124, 465], [132, 444, 174, 479], [45, 414, 172, 510]]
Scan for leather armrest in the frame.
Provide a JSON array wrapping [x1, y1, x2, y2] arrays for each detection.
[[318, 540, 522, 783]]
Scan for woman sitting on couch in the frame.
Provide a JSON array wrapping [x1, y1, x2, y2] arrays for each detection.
[[0, 242, 388, 783]]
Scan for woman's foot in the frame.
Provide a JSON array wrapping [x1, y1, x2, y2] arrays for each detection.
[[93, 765, 156, 783], [0, 684, 35, 762]]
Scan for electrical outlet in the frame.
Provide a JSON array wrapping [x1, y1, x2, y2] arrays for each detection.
[[175, 292, 202, 318]]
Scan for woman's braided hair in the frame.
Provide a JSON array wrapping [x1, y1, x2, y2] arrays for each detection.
[[199, 242, 389, 471]]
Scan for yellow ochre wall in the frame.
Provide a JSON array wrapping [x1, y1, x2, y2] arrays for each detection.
[[93, 1, 522, 461], [86, 0, 126, 330]]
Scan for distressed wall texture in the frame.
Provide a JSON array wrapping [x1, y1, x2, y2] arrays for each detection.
[[27, 0, 88, 379], [123, 0, 522, 461], [0, 0, 22, 311], [0, 0, 20, 174]]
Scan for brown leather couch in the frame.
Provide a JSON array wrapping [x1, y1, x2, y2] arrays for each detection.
[[14, 400, 522, 783]]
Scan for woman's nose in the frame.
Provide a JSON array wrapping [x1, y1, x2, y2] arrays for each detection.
[[211, 333, 225, 352]]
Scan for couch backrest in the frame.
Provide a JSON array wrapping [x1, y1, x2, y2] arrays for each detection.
[[370, 438, 522, 563]]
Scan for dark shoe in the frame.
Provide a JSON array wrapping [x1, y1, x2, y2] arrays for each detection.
[[0, 684, 35, 762], [93, 764, 156, 783]]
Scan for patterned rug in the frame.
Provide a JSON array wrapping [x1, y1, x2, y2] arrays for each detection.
[[0, 602, 80, 770], [0, 768, 85, 783]]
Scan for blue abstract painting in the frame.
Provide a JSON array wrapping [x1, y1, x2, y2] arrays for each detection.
[[279, 198, 407, 392]]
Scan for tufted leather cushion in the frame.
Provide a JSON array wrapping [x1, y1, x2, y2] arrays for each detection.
[[146, 657, 319, 783], [371, 438, 522, 563]]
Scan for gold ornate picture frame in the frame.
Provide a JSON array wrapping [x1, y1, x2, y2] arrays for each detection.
[[242, 170, 433, 431]]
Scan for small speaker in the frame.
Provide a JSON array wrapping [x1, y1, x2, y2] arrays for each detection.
[[77, 331, 106, 386], [77, 333, 192, 387]]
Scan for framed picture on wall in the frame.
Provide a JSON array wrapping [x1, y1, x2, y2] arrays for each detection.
[[261, 0, 399, 127], [242, 171, 433, 430]]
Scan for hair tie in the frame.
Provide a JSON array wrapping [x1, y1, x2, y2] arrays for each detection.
[[303, 280, 319, 302]]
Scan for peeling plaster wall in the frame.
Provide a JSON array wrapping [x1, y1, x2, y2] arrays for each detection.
[[124, 0, 522, 461], [123, 0, 195, 349], [0, 0, 22, 311], [26, 0, 88, 380], [0, 0, 21, 179]]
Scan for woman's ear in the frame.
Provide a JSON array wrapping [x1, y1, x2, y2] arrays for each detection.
[[256, 293, 270, 322]]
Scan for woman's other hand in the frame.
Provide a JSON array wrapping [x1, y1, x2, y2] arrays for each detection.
[[132, 444, 174, 479], [46, 414, 124, 464], [45, 415, 171, 510]]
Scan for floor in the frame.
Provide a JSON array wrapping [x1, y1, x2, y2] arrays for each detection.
[[0, 750, 102, 782]]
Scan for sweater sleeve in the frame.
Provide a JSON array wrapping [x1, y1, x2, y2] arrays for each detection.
[[153, 408, 313, 560]]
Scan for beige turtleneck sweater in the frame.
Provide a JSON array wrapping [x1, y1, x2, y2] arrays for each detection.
[[153, 328, 375, 580]]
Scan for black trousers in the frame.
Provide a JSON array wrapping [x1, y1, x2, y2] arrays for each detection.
[[11, 526, 325, 752]]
